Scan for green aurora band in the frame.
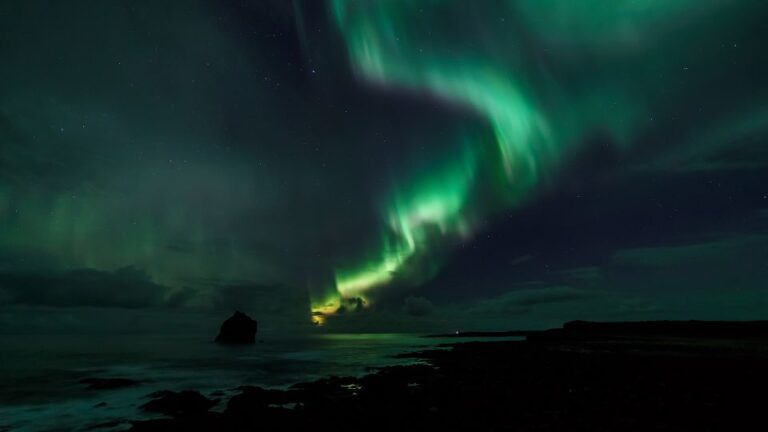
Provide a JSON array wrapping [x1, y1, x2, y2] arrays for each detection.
[[319, 0, 761, 317]]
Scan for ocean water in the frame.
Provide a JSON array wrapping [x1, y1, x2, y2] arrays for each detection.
[[0, 333, 513, 431]]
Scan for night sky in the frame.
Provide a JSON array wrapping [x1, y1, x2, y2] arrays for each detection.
[[1, 0, 767, 334]]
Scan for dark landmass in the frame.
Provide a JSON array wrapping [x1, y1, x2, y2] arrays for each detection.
[[425, 330, 539, 338], [541, 319, 768, 339], [214, 311, 258, 345], [114, 321, 768, 431]]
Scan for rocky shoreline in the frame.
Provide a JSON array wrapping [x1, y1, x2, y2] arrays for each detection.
[[93, 321, 768, 431]]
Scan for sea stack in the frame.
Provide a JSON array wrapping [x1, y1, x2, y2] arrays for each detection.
[[215, 311, 258, 344]]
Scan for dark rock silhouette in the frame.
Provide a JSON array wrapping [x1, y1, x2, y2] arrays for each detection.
[[131, 391, 221, 432], [214, 311, 257, 344], [225, 385, 299, 420], [140, 390, 218, 416]]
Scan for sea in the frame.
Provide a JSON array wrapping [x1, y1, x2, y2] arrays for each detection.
[[0, 332, 520, 431]]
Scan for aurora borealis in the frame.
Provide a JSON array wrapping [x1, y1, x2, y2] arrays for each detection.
[[325, 0, 768, 315], [1, 1, 768, 332]]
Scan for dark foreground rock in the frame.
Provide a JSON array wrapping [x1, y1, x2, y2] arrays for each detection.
[[125, 321, 768, 431], [215, 311, 257, 344], [140, 390, 219, 416]]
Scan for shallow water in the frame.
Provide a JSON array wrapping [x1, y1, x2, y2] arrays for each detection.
[[0, 333, 520, 431]]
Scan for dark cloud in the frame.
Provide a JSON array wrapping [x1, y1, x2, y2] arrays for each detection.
[[472, 286, 600, 315], [209, 281, 310, 322], [606, 235, 768, 293], [336, 297, 366, 314], [0, 266, 182, 308], [0, 305, 225, 335], [402, 296, 433, 317]]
